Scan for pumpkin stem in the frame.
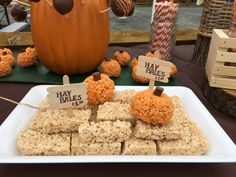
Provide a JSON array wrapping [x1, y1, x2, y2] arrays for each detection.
[[100, 8, 110, 14], [93, 72, 101, 81], [2, 51, 7, 56], [119, 50, 124, 53], [153, 87, 164, 96], [104, 57, 111, 62]]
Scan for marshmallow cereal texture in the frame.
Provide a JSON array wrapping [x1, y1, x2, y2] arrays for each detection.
[[100, 59, 121, 77], [131, 89, 174, 125], [84, 73, 115, 105], [0, 61, 12, 77], [113, 50, 131, 66]]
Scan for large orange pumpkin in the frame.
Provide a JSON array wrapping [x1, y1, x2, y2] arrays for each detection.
[[30, 0, 109, 75]]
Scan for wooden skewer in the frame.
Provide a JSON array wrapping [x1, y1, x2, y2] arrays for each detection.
[[0, 96, 40, 110], [45, 0, 53, 7], [12, 0, 31, 7], [100, 8, 110, 14]]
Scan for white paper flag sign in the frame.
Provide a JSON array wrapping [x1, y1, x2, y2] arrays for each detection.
[[47, 83, 87, 109], [136, 56, 172, 83]]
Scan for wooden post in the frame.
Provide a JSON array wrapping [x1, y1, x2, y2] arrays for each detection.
[[62, 75, 73, 117], [149, 80, 155, 90]]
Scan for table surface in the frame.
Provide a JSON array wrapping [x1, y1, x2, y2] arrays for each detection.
[[0, 45, 235, 177]]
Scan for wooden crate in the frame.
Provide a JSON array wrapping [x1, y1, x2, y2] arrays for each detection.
[[205, 29, 236, 90]]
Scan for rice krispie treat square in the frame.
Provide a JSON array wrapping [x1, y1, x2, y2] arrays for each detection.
[[97, 102, 134, 122], [29, 109, 91, 134], [71, 133, 121, 155], [123, 138, 157, 155], [17, 129, 70, 156], [111, 89, 136, 103], [155, 96, 208, 155], [134, 118, 184, 141], [157, 122, 208, 155], [39, 98, 94, 110], [39, 98, 49, 110], [78, 120, 132, 143], [133, 96, 193, 141]]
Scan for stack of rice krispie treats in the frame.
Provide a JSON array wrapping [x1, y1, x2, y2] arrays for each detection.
[[17, 89, 208, 156]]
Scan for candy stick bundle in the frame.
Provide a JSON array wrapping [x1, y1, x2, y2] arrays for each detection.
[[151, 1, 178, 60]]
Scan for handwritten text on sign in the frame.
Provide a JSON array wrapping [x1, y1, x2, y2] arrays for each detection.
[[136, 56, 172, 83], [47, 83, 87, 109]]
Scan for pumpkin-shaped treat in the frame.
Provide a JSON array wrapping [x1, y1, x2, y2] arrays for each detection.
[[113, 50, 131, 66], [131, 87, 174, 125], [99, 58, 121, 77], [25, 47, 37, 60], [84, 72, 115, 105], [0, 61, 12, 77], [0, 48, 13, 56], [0, 52, 16, 66], [170, 63, 177, 78], [132, 65, 149, 84], [30, 0, 109, 74], [17, 49, 37, 68], [145, 51, 162, 59], [131, 55, 139, 71]]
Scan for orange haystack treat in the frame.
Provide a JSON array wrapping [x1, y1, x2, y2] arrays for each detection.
[[113, 50, 131, 66], [132, 65, 149, 84], [17, 47, 37, 68], [0, 48, 13, 56], [131, 56, 139, 71], [131, 87, 174, 125], [100, 58, 121, 77], [0, 53, 16, 67], [145, 51, 162, 59], [84, 72, 115, 105], [170, 63, 177, 78], [25, 47, 37, 60], [0, 61, 12, 77]]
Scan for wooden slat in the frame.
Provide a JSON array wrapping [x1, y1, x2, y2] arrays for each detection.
[[209, 75, 236, 90], [213, 65, 236, 77], [216, 50, 236, 62], [0, 29, 198, 46], [0, 32, 33, 46]]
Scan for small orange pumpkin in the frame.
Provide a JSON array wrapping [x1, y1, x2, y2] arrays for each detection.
[[30, 0, 109, 74]]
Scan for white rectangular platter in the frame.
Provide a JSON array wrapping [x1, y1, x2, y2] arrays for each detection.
[[0, 86, 236, 163]]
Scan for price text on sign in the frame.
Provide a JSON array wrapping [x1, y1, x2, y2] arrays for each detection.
[[136, 56, 172, 83], [47, 83, 87, 109]]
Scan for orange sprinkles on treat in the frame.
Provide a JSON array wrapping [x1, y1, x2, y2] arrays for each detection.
[[0, 48, 13, 56], [0, 53, 16, 67], [131, 89, 174, 125], [17, 48, 37, 68], [131, 56, 139, 71], [100, 59, 121, 77], [170, 63, 177, 78], [113, 50, 131, 66], [84, 73, 115, 106], [0, 61, 12, 77], [132, 65, 149, 84]]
